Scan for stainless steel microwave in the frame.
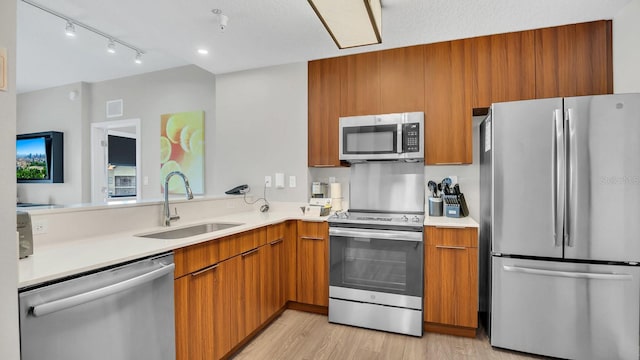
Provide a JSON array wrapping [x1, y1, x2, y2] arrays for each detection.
[[339, 112, 424, 162]]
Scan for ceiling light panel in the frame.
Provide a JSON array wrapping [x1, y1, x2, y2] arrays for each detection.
[[308, 0, 382, 49]]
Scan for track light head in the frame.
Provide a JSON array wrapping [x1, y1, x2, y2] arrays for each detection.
[[107, 39, 116, 54], [134, 52, 143, 64], [65, 21, 76, 37]]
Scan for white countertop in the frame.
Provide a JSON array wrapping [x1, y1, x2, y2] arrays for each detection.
[[18, 209, 328, 288], [19, 208, 478, 288], [424, 215, 479, 228]]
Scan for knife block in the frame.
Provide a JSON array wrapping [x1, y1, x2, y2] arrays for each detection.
[[443, 193, 469, 218]]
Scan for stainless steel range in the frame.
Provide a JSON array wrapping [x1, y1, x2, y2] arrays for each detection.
[[328, 152, 425, 336]]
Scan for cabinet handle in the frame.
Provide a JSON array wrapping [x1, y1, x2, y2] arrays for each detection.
[[241, 248, 259, 257], [433, 162, 463, 165], [312, 164, 335, 168], [269, 238, 284, 246], [191, 263, 219, 277], [301, 236, 324, 241], [435, 245, 466, 250]]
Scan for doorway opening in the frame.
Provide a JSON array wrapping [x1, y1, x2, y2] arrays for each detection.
[[91, 119, 141, 203]]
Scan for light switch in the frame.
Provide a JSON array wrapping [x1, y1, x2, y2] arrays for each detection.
[[275, 173, 285, 189]]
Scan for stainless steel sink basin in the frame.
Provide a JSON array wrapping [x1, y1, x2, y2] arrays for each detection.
[[136, 222, 243, 239]]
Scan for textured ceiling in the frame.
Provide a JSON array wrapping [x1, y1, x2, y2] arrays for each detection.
[[17, 0, 631, 93]]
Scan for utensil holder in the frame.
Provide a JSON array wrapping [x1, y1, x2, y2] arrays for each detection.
[[428, 197, 443, 217], [443, 193, 469, 218]]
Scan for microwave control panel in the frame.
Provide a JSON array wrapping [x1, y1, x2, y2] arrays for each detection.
[[402, 123, 420, 152]]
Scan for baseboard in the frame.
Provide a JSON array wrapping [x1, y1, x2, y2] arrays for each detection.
[[424, 322, 477, 338], [286, 301, 329, 315]]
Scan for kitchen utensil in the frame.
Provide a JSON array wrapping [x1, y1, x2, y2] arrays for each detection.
[[427, 180, 438, 198]]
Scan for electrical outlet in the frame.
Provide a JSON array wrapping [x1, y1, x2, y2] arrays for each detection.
[[265, 175, 272, 188], [289, 175, 296, 188], [32, 219, 48, 235]]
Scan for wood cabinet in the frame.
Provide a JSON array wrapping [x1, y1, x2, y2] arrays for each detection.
[[229, 247, 262, 344], [471, 30, 536, 108], [261, 223, 288, 323], [424, 40, 473, 165], [535, 20, 613, 99], [340, 51, 381, 117], [424, 226, 478, 337], [175, 258, 232, 360], [379, 45, 425, 114], [308, 58, 342, 167], [296, 221, 329, 306]]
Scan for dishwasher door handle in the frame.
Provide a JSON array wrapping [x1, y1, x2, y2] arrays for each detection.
[[32, 263, 175, 317]]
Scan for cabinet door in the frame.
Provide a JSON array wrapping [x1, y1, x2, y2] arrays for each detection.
[[535, 21, 612, 98], [308, 58, 342, 167], [229, 247, 262, 344], [340, 51, 381, 116], [296, 221, 329, 306], [424, 227, 478, 328], [379, 45, 425, 114], [471, 31, 536, 108], [175, 261, 231, 360], [261, 224, 287, 322], [424, 40, 473, 165]]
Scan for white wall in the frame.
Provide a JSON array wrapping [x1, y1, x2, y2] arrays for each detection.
[[89, 65, 216, 201], [0, 0, 21, 357], [214, 63, 309, 203], [614, 0, 640, 93], [17, 82, 88, 205]]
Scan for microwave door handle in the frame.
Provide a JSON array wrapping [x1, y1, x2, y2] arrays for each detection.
[[397, 123, 403, 153]]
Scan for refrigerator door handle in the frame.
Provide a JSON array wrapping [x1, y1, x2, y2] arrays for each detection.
[[565, 108, 576, 247], [503, 265, 632, 281], [552, 109, 565, 247]]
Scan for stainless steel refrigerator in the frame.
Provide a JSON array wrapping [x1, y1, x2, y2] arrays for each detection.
[[480, 93, 640, 360]]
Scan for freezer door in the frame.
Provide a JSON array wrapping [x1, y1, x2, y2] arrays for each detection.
[[492, 98, 564, 257], [564, 94, 640, 262], [491, 257, 640, 360]]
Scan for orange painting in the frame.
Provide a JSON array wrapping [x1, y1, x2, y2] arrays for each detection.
[[160, 111, 204, 194]]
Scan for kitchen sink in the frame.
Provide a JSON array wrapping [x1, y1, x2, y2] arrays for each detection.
[[136, 222, 243, 239]]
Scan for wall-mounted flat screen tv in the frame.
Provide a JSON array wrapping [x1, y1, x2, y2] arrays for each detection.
[[16, 131, 64, 183]]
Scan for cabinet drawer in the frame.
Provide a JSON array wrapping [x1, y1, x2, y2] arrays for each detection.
[[425, 226, 477, 248], [266, 222, 286, 244], [297, 221, 328, 239], [174, 228, 266, 278]]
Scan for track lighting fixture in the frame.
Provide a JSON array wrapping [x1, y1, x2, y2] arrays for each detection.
[[107, 39, 116, 54], [211, 9, 229, 31], [64, 21, 76, 37], [22, 0, 145, 65]]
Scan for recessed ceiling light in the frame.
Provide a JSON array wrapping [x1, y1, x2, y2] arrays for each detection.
[[197, 49, 209, 55]]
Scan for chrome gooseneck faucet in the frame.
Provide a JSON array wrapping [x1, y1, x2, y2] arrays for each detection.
[[163, 171, 194, 226]]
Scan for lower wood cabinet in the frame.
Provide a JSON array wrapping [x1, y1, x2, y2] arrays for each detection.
[[175, 258, 232, 360], [296, 221, 329, 306], [229, 247, 262, 344], [424, 226, 478, 337]]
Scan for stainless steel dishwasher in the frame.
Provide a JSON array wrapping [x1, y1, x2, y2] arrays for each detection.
[[19, 253, 175, 360]]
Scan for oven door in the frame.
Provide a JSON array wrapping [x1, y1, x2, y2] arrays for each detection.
[[329, 226, 423, 306]]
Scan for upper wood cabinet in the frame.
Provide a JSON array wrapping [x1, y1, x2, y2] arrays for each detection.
[[379, 45, 425, 114], [308, 58, 342, 167], [471, 30, 536, 108], [424, 40, 472, 165], [535, 20, 613, 99], [340, 51, 381, 116]]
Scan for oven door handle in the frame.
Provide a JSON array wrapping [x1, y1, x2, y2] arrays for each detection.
[[329, 227, 423, 242]]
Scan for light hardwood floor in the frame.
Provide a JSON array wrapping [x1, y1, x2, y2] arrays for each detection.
[[231, 310, 546, 360]]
